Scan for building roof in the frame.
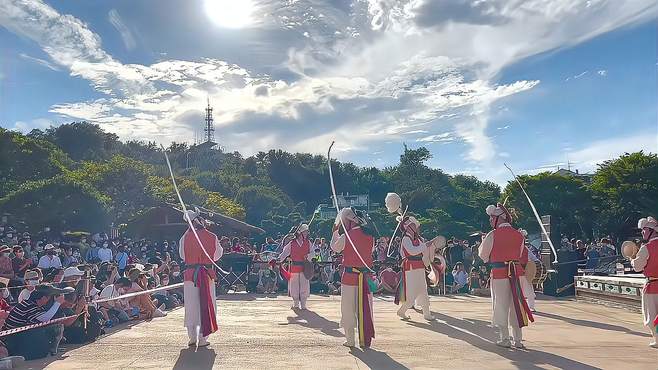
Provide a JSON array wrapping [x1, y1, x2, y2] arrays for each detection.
[[127, 204, 264, 237]]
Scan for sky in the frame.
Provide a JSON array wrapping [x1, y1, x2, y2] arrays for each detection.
[[0, 0, 656, 185]]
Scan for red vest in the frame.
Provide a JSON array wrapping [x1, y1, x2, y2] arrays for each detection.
[[182, 228, 218, 281], [402, 236, 425, 271], [489, 226, 524, 279], [643, 239, 658, 294], [289, 238, 310, 273], [341, 227, 374, 286]]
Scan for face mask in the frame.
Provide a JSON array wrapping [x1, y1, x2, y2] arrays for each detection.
[[162, 280, 169, 285], [27, 280, 39, 286], [1, 290, 8, 299], [73, 252, 80, 257], [172, 272, 180, 277], [103, 244, 108, 248]]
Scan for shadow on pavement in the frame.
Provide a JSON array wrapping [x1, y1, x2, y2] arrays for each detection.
[[284, 308, 342, 337], [407, 312, 602, 370], [173, 347, 217, 370], [349, 347, 409, 370], [533, 311, 651, 337]]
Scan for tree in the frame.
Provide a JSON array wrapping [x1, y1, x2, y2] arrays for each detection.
[[206, 192, 246, 220], [69, 156, 157, 223], [235, 185, 293, 226], [44, 122, 120, 161], [0, 176, 110, 232], [502, 172, 594, 239], [0, 128, 72, 197], [590, 151, 658, 240]]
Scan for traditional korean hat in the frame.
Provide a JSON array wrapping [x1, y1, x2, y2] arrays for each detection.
[[486, 203, 512, 221], [638, 216, 658, 232]]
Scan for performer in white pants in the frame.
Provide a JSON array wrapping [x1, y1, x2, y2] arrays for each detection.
[[179, 210, 223, 347], [479, 203, 534, 349], [395, 216, 433, 321], [629, 216, 658, 348], [330, 208, 375, 348], [278, 224, 313, 310]]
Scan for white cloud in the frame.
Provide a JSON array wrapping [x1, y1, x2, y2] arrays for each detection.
[[108, 9, 136, 50], [0, 0, 655, 162], [564, 133, 658, 173], [18, 53, 59, 71], [11, 118, 53, 133]]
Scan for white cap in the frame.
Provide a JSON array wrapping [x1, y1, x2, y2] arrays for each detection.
[[638, 216, 658, 232], [336, 207, 359, 225], [183, 210, 199, 223], [297, 224, 309, 233], [44, 244, 56, 250], [62, 266, 85, 278]]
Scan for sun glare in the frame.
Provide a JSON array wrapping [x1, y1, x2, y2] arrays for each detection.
[[204, 0, 255, 29]]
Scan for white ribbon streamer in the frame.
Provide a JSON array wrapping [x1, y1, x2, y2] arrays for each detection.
[[161, 145, 228, 275], [504, 163, 559, 264], [326, 142, 374, 273]]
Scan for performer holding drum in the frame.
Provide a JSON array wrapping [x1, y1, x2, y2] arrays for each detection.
[[278, 224, 313, 310], [384, 193, 444, 321], [395, 216, 434, 321], [519, 229, 538, 312], [626, 216, 658, 348]]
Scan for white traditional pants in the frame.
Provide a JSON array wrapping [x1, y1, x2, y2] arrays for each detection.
[[340, 285, 374, 342], [183, 280, 217, 343], [641, 291, 658, 343], [520, 278, 536, 311], [491, 278, 522, 342], [397, 269, 431, 318], [288, 272, 310, 308]]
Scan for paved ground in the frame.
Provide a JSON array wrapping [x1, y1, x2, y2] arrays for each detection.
[[25, 294, 655, 370]]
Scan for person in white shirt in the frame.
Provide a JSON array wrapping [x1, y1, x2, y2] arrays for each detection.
[[37, 244, 62, 270], [452, 262, 469, 293], [97, 242, 113, 263], [18, 270, 41, 303]]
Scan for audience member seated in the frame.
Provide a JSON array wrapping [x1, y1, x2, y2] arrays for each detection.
[[2, 285, 74, 359]]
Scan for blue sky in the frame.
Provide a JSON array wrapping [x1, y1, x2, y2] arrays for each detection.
[[0, 0, 656, 185]]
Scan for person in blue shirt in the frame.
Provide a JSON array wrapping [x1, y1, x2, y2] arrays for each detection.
[[115, 245, 129, 275]]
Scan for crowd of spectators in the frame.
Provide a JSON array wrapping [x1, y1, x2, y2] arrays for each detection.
[[0, 223, 186, 361]]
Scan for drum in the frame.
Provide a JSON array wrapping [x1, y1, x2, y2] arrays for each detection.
[[303, 260, 314, 279], [524, 261, 536, 284]]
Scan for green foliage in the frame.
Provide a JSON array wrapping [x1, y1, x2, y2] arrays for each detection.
[[0, 128, 73, 197], [235, 185, 293, 226], [2, 123, 654, 242], [69, 156, 156, 223], [589, 152, 658, 238], [43, 122, 120, 161], [502, 172, 594, 239], [0, 176, 110, 231], [206, 192, 246, 220]]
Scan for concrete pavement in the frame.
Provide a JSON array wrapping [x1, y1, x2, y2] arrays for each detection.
[[26, 294, 656, 369]]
